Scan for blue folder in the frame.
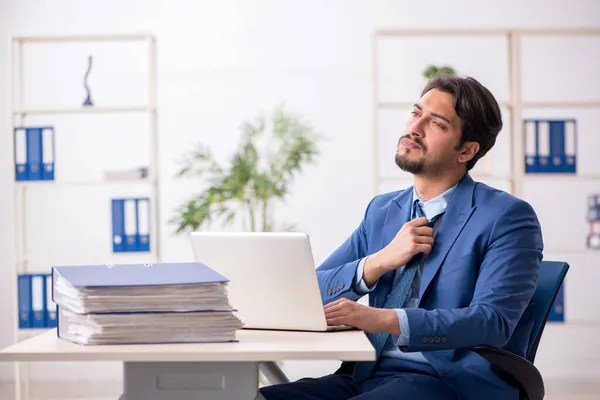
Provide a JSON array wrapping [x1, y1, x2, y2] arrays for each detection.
[[51, 262, 229, 290], [26, 128, 43, 180], [17, 274, 32, 328]]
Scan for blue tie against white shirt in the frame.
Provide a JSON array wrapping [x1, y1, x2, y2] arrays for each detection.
[[353, 183, 458, 364]]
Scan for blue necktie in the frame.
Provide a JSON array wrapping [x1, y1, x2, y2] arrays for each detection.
[[353, 201, 442, 383]]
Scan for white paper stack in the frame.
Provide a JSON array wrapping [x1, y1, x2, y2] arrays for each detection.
[[51, 262, 244, 345]]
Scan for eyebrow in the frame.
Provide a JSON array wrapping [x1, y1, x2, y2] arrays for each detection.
[[414, 103, 451, 125]]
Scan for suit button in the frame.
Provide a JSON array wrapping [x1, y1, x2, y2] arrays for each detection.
[[434, 337, 441, 343], [441, 337, 447, 343], [428, 337, 435, 343], [328, 289, 333, 295], [421, 336, 428, 344], [340, 283, 345, 289]]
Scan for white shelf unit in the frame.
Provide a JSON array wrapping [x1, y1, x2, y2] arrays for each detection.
[[8, 33, 160, 400], [371, 27, 600, 199]]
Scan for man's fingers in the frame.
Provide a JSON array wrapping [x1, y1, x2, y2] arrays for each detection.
[[324, 300, 347, 312], [414, 235, 434, 245], [407, 217, 429, 227], [413, 226, 434, 236]]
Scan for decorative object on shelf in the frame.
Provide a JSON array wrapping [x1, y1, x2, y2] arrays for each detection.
[[423, 64, 456, 79], [17, 273, 56, 329], [13, 126, 55, 181], [83, 54, 94, 106], [548, 282, 565, 322], [170, 105, 323, 234], [111, 197, 150, 253], [587, 194, 600, 250], [104, 166, 149, 181], [523, 119, 577, 174]]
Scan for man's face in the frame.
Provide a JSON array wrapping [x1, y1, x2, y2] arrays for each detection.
[[395, 88, 466, 177]]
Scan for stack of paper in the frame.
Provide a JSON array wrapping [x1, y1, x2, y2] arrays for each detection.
[[51, 262, 243, 345]]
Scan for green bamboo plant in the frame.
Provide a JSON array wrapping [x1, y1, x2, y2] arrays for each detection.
[[170, 105, 322, 234]]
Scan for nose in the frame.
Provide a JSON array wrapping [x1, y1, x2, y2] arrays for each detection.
[[410, 117, 426, 137]]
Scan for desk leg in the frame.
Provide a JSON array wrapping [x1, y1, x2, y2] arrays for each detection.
[[122, 361, 260, 400]]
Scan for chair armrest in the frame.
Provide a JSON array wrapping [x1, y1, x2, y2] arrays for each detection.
[[260, 362, 290, 385], [471, 345, 544, 400]]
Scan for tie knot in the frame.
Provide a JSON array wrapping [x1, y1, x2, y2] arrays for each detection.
[[414, 200, 442, 227]]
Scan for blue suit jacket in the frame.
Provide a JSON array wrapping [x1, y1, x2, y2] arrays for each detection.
[[316, 173, 544, 400]]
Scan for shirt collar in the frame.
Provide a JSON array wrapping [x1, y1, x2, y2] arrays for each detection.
[[412, 184, 458, 221]]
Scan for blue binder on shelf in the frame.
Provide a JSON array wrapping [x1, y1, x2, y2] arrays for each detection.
[[14, 126, 55, 181], [524, 119, 577, 174], [51, 262, 229, 290], [30, 274, 46, 328], [14, 128, 28, 181], [111, 199, 126, 252], [136, 198, 150, 252], [124, 199, 138, 252], [45, 273, 57, 328], [17, 274, 32, 328], [111, 197, 151, 253], [26, 128, 43, 180], [41, 127, 55, 180], [548, 282, 565, 322]]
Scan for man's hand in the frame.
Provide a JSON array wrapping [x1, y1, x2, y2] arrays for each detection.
[[363, 216, 433, 286], [324, 298, 400, 335]]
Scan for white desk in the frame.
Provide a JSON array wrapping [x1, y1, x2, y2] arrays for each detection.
[[0, 329, 375, 400]]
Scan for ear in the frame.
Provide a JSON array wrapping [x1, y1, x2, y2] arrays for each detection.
[[457, 141, 480, 164]]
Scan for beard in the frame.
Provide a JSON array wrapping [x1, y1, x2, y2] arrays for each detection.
[[395, 152, 425, 174], [395, 135, 426, 174]]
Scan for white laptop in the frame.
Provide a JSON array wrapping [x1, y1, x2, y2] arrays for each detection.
[[189, 231, 355, 332]]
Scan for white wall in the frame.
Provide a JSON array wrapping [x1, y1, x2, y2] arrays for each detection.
[[0, 0, 599, 385]]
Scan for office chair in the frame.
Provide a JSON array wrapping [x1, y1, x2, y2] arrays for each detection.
[[260, 260, 569, 400]]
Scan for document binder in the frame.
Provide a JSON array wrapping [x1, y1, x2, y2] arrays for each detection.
[[41, 127, 55, 180], [26, 128, 43, 180], [31, 274, 46, 328], [17, 274, 32, 328], [111, 199, 126, 252], [45, 274, 57, 328], [548, 282, 565, 322], [111, 197, 151, 253], [52, 262, 229, 290], [524, 119, 577, 174], [14, 128, 28, 181], [124, 199, 137, 252], [136, 198, 150, 251], [51, 262, 243, 345]]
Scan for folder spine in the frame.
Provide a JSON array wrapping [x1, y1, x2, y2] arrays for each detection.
[[17, 274, 32, 328], [523, 118, 577, 174]]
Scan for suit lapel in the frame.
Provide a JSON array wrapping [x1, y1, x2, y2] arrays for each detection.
[[417, 173, 477, 304], [375, 189, 413, 308]]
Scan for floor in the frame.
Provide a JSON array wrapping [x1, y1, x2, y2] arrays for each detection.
[[0, 378, 599, 399]]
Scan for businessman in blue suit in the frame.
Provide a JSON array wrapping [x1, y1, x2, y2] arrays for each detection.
[[260, 74, 543, 400]]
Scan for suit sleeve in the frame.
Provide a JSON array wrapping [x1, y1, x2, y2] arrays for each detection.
[[400, 199, 543, 352], [317, 196, 379, 305]]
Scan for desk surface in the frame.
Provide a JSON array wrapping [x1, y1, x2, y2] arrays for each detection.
[[0, 329, 375, 363]]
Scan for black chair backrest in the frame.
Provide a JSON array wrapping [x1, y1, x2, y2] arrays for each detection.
[[526, 261, 569, 363]]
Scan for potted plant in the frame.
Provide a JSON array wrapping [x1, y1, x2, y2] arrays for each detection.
[[423, 64, 456, 79], [170, 105, 322, 234]]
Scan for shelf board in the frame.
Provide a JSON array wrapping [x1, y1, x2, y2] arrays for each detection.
[[522, 174, 600, 181], [15, 179, 156, 188], [13, 33, 154, 43], [13, 106, 155, 116], [521, 100, 600, 108]]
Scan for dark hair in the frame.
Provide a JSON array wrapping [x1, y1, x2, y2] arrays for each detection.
[[421, 75, 502, 171]]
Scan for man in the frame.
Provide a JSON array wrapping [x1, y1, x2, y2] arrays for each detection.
[[260, 75, 544, 400]]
